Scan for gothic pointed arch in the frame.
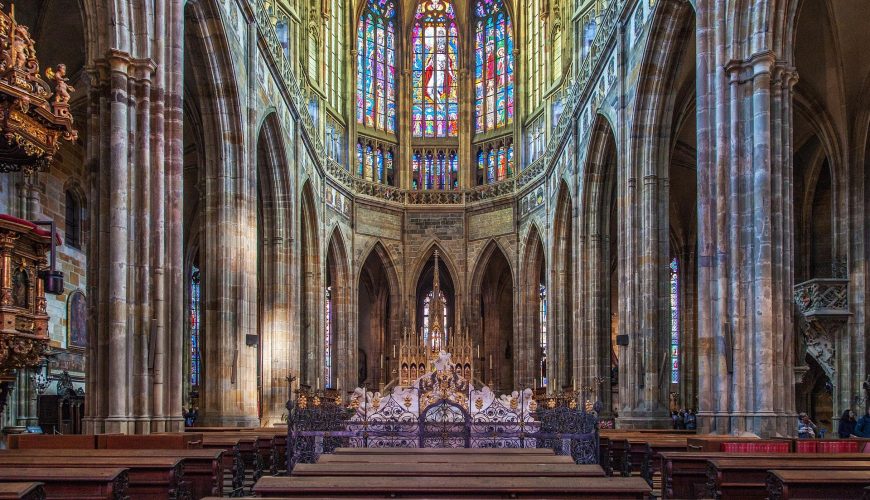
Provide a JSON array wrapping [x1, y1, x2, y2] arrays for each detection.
[[299, 181, 321, 387], [621, 0, 694, 424], [256, 112, 293, 425], [411, 242, 459, 346], [357, 241, 402, 387], [183, 0, 258, 427], [468, 240, 514, 392], [519, 223, 546, 389], [578, 114, 619, 416], [325, 227, 352, 389], [551, 180, 574, 390]]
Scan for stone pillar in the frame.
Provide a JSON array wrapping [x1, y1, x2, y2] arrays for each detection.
[[697, 0, 798, 434], [104, 51, 132, 434]]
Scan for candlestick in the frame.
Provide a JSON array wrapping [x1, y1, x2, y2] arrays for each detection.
[[489, 354, 493, 370], [393, 344, 397, 357]]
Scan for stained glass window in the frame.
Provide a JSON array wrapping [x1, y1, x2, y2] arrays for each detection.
[[539, 283, 547, 387], [412, 0, 459, 137], [189, 266, 201, 387], [526, 0, 545, 112], [422, 290, 448, 348], [357, 141, 395, 184], [357, 0, 396, 133], [474, 0, 514, 133], [413, 149, 458, 190], [325, 286, 332, 387], [476, 142, 513, 184], [326, 0, 345, 110], [670, 258, 679, 384]]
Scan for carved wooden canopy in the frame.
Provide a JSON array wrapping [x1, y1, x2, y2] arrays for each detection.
[[0, 3, 77, 174]]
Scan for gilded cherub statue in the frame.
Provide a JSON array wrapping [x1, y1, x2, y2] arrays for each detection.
[[45, 64, 74, 104]]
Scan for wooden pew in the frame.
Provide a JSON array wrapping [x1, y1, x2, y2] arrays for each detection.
[[0, 448, 223, 499], [0, 483, 45, 500], [317, 452, 577, 464], [609, 438, 632, 477], [599, 436, 613, 476], [626, 436, 687, 486], [291, 462, 605, 477], [200, 434, 253, 495], [659, 451, 870, 499], [707, 458, 870, 499], [767, 469, 870, 500], [0, 455, 185, 499], [253, 475, 652, 498], [0, 468, 127, 500], [6, 434, 98, 449], [686, 437, 779, 453], [98, 433, 203, 449]]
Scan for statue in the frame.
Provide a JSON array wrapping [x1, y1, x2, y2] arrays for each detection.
[[6, 24, 30, 71], [45, 64, 75, 105]]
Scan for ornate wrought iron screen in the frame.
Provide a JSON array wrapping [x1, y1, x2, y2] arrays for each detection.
[[286, 388, 600, 472]]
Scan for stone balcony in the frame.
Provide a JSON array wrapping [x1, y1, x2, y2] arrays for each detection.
[[793, 278, 850, 320]]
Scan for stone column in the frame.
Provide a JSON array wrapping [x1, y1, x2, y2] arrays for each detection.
[[104, 50, 132, 434], [696, 0, 798, 434]]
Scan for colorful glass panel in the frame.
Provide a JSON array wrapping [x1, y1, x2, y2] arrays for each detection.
[[412, 0, 459, 137], [422, 290, 448, 348], [190, 266, 201, 387], [670, 258, 679, 384], [376, 148, 384, 183], [357, 0, 396, 133], [474, 0, 514, 133], [539, 283, 547, 387], [412, 152, 422, 190], [325, 286, 332, 387], [449, 152, 458, 189], [327, 0, 345, 110]]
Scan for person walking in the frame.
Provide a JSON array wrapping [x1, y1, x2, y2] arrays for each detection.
[[838, 409, 856, 438]]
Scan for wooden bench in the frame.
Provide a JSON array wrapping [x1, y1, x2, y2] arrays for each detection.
[[291, 462, 605, 477], [253, 475, 652, 498], [0, 455, 185, 499], [6, 434, 98, 449], [98, 433, 203, 449], [707, 458, 870, 499], [200, 434, 254, 495], [685, 436, 761, 452], [0, 483, 45, 500], [659, 451, 870, 499], [0, 448, 223, 499], [0, 467, 127, 500], [767, 469, 870, 500]]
